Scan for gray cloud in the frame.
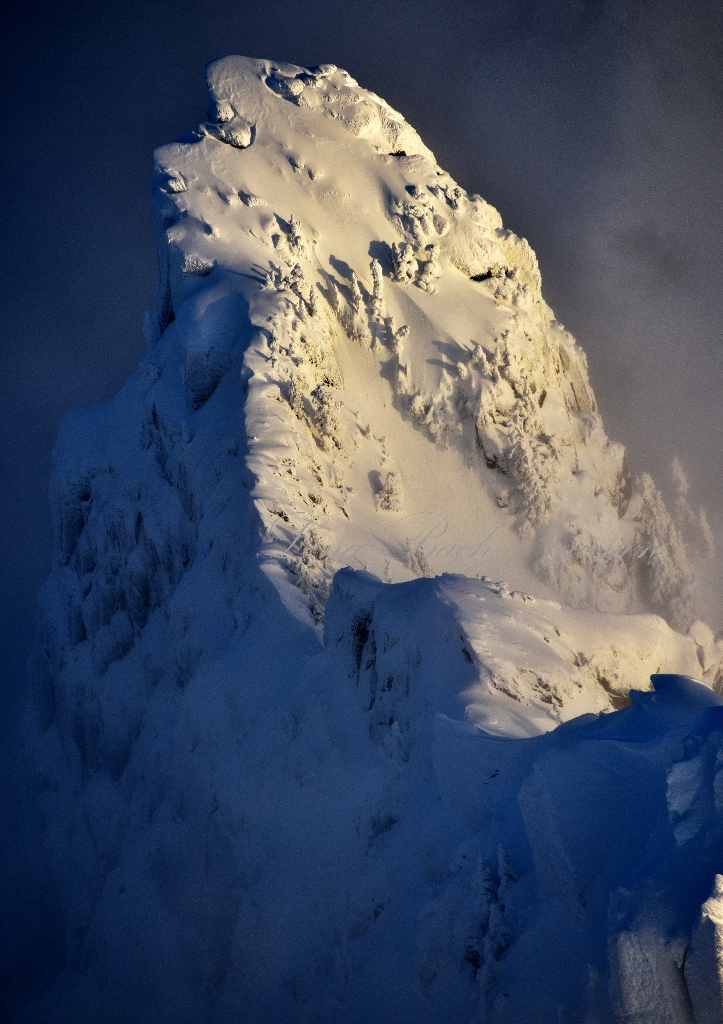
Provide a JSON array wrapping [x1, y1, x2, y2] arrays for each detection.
[[611, 222, 687, 283]]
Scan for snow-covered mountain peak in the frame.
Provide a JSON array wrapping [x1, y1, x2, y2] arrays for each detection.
[[18, 57, 723, 1024], [206, 56, 436, 162], [147, 55, 708, 636]]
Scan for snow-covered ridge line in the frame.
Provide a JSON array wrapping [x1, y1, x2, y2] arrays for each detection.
[[327, 569, 710, 735]]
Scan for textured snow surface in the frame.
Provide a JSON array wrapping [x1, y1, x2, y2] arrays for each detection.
[[17, 57, 723, 1023]]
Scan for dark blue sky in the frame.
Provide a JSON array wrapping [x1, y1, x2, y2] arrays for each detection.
[[1, 0, 722, 735]]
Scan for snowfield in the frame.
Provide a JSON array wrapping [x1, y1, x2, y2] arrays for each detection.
[[16, 57, 723, 1023]]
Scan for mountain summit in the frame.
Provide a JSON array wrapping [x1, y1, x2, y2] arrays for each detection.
[[147, 56, 709, 632], [19, 58, 723, 1023]]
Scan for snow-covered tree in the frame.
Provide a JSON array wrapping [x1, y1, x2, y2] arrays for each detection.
[[416, 242, 441, 292], [477, 847, 516, 1004], [349, 269, 363, 313], [328, 278, 341, 316], [671, 456, 715, 560], [370, 258, 384, 318], [469, 342, 492, 377], [287, 371, 306, 419], [507, 411, 559, 530], [403, 540, 432, 577], [391, 323, 409, 357], [311, 384, 344, 453], [287, 214, 306, 258], [391, 241, 417, 284], [377, 471, 403, 512], [631, 472, 698, 630], [327, 268, 372, 345]]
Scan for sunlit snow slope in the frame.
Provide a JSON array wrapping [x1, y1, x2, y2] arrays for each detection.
[[17, 57, 723, 1024], [147, 56, 713, 638]]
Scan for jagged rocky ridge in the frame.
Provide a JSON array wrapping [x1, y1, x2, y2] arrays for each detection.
[[17, 57, 723, 1024]]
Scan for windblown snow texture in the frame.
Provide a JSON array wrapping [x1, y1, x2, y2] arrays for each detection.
[[18, 57, 723, 1023]]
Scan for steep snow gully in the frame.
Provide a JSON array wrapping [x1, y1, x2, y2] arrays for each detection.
[[14, 57, 723, 1023]]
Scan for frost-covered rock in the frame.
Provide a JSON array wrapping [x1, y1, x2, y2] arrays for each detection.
[[686, 875, 723, 1024]]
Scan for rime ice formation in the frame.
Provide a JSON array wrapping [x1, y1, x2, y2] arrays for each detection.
[[19, 57, 723, 1024]]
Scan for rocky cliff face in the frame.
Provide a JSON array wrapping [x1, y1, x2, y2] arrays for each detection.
[[18, 57, 723, 1024]]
